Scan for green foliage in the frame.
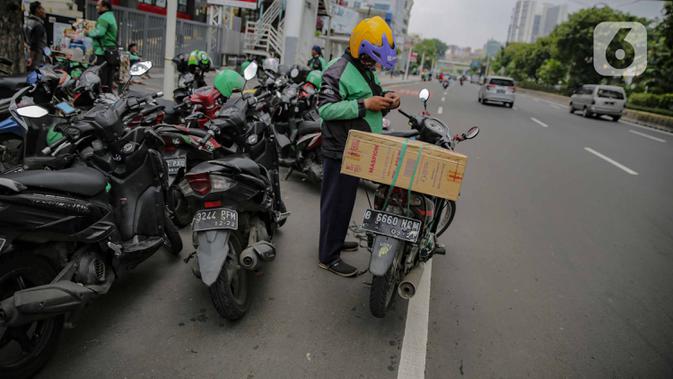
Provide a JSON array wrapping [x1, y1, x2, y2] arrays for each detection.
[[637, 2, 673, 93], [629, 92, 673, 110], [537, 59, 566, 85], [413, 38, 449, 69]]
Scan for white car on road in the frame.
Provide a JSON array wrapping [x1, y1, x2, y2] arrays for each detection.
[[569, 84, 626, 121], [478, 76, 516, 108]]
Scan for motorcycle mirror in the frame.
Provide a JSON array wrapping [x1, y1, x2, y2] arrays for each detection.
[[130, 61, 153, 77], [244, 62, 258, 81], [464, 126, 480, 140], [290, 67, 299, 79], [16, 105, 49, 119], [382, 118, 391, 131], [419, 88, 430, 110]]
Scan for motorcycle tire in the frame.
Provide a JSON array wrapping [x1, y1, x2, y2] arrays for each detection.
[[369, 252, 402, 318], [0, 253, 64, 379], [208, 231, 250, 320], [435, 200, 456, 237], [164, 211, 184, 256]]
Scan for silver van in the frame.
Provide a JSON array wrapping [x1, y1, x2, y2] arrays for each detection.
[[569, 84, 626, 121], [478, 76, 516, 108]]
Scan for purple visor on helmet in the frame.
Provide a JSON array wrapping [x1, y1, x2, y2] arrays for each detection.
[[359, 34, 397, 70]]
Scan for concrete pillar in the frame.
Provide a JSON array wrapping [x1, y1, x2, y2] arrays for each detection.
[[163, 0, 177, 100], [282, 0, 304, 64]]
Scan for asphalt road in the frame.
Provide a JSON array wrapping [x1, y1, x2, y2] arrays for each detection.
[[38, 80, 673, 378]]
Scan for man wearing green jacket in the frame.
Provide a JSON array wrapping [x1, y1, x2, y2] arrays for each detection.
[[308, 45, 327, 71], [317, 16, 400, 277], [86, 0, 118, 92]]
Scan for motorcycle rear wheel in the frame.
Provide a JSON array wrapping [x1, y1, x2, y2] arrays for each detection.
[[369, 254, 401, 318], [0, 253, 63, 379], [208, 231, 250, 320]]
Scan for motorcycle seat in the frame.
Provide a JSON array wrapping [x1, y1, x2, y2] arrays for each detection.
[[296, 121, 321, 137], [383, 130, 419, 138], [191, 155, 261, 178], [0, 76, 28, 92], [4, 166, 107, 197]]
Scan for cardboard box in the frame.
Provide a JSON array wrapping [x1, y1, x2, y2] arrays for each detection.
[[340, 130, 468, 200]]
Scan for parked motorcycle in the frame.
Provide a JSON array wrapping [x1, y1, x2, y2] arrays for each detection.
[[183, 62, 288, 320], [0, 90, 182, 377], [362, 88, 478, 318]]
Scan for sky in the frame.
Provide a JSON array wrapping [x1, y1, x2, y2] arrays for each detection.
[[407, 0, 667, 49]]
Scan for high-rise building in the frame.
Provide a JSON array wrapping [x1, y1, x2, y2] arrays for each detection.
[[507, 0, 567, 43], [484, 39, 503, 58]]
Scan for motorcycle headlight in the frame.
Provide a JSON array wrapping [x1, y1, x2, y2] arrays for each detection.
[[211, 175, 235, 192], [246, 134, 258, 145]]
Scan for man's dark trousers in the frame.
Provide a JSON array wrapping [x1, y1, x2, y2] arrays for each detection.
[[319, 157, 359, 264], [95, 55, 114, 92]]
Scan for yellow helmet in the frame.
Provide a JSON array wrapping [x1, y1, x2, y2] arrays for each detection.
[[349, 16, 397, 70]]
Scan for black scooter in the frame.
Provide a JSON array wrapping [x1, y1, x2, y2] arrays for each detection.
[[0, 92, 182, 378], [182, 62, 288, 320]]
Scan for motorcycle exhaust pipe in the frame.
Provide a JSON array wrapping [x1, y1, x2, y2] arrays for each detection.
[[239, 241, 276, 270], [398, 263, 425, 300]]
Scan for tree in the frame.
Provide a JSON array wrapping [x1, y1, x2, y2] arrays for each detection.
[[412, 38, 448, 69], [0, 0, 25, 75], [639, 2, 673, 93], [537, 59, 566, 85], [551, 6, 647, 90]]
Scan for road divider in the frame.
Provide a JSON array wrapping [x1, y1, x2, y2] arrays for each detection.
[[397, 260, 432, 379], [584, 147, 638, 175], [530, 117, 549, 128], [629, 129, 666, 143]]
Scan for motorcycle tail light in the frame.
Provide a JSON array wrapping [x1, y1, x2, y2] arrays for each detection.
[[186, 173, 211, 195], [204, 200, 223, 209], [210, 175, 235, 192], [487, 84, 496, 90]]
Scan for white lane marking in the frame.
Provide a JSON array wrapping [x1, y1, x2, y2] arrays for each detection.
[[629, 129, 666, 143], [441, 97, 445, 102], [619, 120, 673, 136], [512, 106, 519, 110], [443, 91, 447, 96], [548, 102, 563, 110], [397, 260, 432, 379], [530, 117, 549, 128], [437, 106, 443, 114], [584, 147, 638, 175], [533, 98, 541, 102]]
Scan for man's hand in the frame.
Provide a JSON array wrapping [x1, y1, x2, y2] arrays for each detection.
[[384, 92, 401, 110], [364, 96, 393, 111]]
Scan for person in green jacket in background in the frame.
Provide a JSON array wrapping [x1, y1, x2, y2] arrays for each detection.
[[317, 16, 400, 277], [86, 0, 118, 92], [307, 45, 327, 72]]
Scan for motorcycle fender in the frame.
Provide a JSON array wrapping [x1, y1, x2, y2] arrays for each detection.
[[196, 230, 231, 286], [275, 129, 291, 149], [369, 235, 402, 276], [296, 132, 320, 148]]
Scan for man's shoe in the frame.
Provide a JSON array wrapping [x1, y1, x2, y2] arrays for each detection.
[[319, 258, 358, 277], [342, 241, 359, 252]]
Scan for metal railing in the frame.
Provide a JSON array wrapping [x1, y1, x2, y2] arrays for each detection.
[[86, 2, 241, 67]]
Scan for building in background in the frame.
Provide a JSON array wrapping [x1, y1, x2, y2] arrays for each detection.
[[506, 0, 567, 43], [484, 38, 503, 58]]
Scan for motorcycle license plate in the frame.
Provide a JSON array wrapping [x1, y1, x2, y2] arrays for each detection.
[[165, 156, 186, 175], [361, 209, 421, 243], [192, 208, 238, 232]]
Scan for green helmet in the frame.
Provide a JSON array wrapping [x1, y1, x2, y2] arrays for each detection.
[[188, 50, 210, 66], [213, 69, 245, 98], [306, 70, 322, 89]]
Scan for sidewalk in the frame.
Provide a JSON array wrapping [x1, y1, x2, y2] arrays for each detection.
[[518, 87, 673, 134]]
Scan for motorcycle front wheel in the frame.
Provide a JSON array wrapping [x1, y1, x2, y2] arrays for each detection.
[[208, 231, 250, 320], [0, 253, 63, 379]]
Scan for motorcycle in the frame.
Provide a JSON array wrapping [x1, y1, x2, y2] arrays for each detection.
[[362, 88, 478, 318], [272, 67, 323, 183], [0, 90, 183, 378], [442, 79, 450, 89], [182, 62, 288, 320]]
